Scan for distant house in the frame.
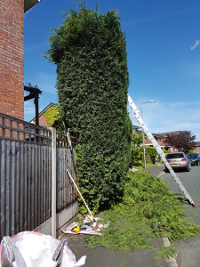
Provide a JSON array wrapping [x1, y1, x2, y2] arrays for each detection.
[[193, 141, 200, 153], [143, 131, 179, 151], [0, 0, 40, 120], [132, 128, 200, 152], [144, 131, 200, 152], [132, 125, 141, 133], [30, 103, 57, 127]]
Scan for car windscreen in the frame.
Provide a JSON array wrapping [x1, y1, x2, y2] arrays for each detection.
[[167, 153, 184, 159]]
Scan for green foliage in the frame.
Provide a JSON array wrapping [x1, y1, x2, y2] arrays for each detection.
[[44, 105, 58, 126], [86, 171, 200, 257], [45, 5, 132, 210], [145, 146, 157, 164], [130, 133, 143, 167], [145, 146, 157, 158], [130, 133, 158, 166], [145, 153, 152, 164], [131, 146, 143, 167], [131, 132, 143, 147], [43, 104, 66, 134], [156, 246, 175, 260], [131, 141, 158, 167]]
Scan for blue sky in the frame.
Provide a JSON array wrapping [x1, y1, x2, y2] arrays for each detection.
[[24, 0, 200, 140]]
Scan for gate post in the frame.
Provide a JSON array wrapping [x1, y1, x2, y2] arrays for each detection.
[[51, 127, 57, 237]]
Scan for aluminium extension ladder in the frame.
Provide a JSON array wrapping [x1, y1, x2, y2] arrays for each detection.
[[128, 93, 196, 207]]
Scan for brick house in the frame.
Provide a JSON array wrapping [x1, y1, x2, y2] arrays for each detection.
[[30, 103, 57, 127], [143, 131, 178, 151], [132, 125, 141, 133], [194, 141, 200, 153], [144, 131, 200, 152], [132, 127, 200, 152], [0, 0, 40, 120]]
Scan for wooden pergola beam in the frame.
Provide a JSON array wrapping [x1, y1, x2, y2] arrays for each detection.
[[24, 85, 42, 126]]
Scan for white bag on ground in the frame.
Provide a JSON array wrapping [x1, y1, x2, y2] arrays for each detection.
[[0, 231, 86, 267]]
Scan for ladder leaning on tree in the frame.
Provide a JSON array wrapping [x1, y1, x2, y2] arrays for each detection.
[[127, 93, 196, 207]]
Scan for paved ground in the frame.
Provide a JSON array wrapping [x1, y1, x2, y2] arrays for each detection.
[[60, 233, 170, 267], [173, 236, 200, 267], [59, 165, 175, 267], [161, 166, 200, 267], [140, 164, 165, 177]]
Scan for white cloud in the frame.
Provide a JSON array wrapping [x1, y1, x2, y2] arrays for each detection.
[[128, 100, 200, 141], [191, 40, 200, 50]]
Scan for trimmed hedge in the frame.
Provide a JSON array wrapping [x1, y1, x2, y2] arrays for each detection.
[[46, 6, 132, 211]]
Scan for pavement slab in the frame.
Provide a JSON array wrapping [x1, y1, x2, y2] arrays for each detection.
[[61, 233, 170, 267], [174, 236, 200, 267]]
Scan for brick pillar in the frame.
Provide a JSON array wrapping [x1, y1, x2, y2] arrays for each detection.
[[0, 0, 24, 120]]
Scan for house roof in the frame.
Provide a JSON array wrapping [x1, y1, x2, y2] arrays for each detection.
[[132, 125, 141, 130], [30, 102, 57, 123], [24, 0, 40, 13], [152, 131, 180, 138], [194, 141, 200, 146]]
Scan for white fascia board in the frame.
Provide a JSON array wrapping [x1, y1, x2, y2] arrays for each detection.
[[24, 0, 40, 13]]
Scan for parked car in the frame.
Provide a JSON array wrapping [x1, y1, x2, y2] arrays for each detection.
[[187, 153, 200, 166], [165, 152, 191, 172]]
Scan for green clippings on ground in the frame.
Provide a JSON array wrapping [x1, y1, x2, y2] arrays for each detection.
[[74, 214, 85, 224], [156, 246, 176, 259], [85, 171, 200, 257], [87, 209, 154, 252]]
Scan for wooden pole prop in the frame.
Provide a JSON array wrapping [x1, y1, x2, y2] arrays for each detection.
[[67, 169, 93, 218]]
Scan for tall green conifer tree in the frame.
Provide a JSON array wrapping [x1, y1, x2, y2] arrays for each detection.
[[46, 6, 132, 211]]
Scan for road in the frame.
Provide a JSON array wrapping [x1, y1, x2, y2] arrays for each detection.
[[161, 165, 200, 267], [161, 165, 200, 224]]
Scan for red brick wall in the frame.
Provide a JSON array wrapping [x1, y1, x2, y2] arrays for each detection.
[[32, 114, 48, 126], [0, 0, 24, 120], [38, 114, 48, 126]]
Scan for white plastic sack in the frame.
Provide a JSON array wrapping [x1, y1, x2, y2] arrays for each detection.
[[0, 231, 86, 267]]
